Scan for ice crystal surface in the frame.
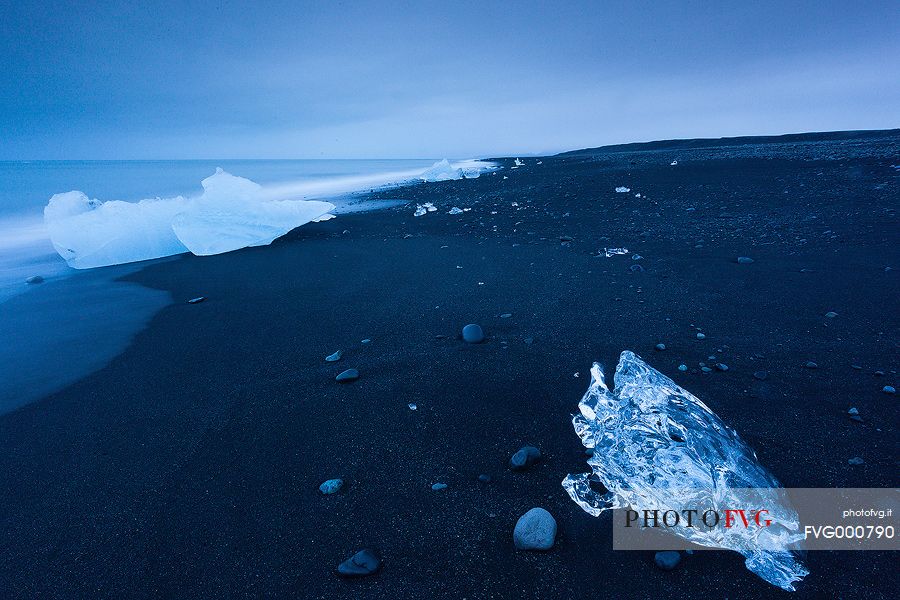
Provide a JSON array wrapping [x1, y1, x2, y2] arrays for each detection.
[[563, 351, 807, 591]]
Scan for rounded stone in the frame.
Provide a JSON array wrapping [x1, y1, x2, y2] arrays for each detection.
[[319, 478, 344, 495], [804, 361, 818, 369], [654, 551, 681, 570], [513, 507, 557, 551], [510, 445, 541, 470], [478, 474, 491, 483], [696, 333, 706, 340], [335, 369, 359, 382], [714, 363, 729, 372], [336, 549, 381, 577], [655, 343, 666, 351], [462, 324, 485, 343], [431, 483, 447, 491], [678, 364, 688, 372]]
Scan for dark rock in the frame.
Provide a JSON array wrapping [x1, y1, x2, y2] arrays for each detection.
[[336, 369, 359, 382], [654, 551, 681, 570], [336, 549, 381, 577], [510, 445, 541, 470], [513, 508, 557, 550], [319, 478, 344, 494], [462, 324, 485, 343]]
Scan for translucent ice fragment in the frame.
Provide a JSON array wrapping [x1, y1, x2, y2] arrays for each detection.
[[601, 247, 629, 257], [562, 351, 808, 591], [448, 207, 464, 215], [615, 186, 631, 193]]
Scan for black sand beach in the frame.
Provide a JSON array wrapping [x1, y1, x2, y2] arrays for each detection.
[[1, 133, 898, 599]]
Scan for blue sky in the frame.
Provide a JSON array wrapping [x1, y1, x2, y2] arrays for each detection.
[[1, 0, 898, 159]]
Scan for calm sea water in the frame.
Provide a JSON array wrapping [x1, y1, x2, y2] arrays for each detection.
[[0, 159, 447, 413]]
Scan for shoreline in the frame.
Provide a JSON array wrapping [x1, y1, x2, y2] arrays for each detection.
[[1, 139, 897, 598]]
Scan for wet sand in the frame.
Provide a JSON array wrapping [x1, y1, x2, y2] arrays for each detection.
[[1, 133, 898, 598]]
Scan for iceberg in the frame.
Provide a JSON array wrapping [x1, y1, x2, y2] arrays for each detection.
[[44, 169, 335, 269], [419, 159, 462, 182], [562, 351, 808, 591]]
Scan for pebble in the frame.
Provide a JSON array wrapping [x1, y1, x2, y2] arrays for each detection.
[[654, 551, 681, 570], [325, 350, 342, 362], [737, 256, 754, 264], [678, 365, 688, 372], [462, 324, 485, 343], [883, 386, 896, 394], [187, 296, 206, 304], [478, 474, 491, 483], [714, 363, 729, 372], [825, 311, 838, 318], [655, 343, 666, 351], [510, 445, 541, 470], [319, 478, 344, 495], [701, 366, 712, 373], [848, 457, 865, 466], [335, 369, 359, 382], [696, 333, 706, 340], [336, 549, 382, 577], [753, 371, 768, 380], [804, 361, 818, 369], [513, 508, 557, 551], [25, 275, 44, 284], [431, 483, 448, 491]]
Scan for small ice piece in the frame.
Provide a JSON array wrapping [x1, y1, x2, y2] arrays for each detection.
[[514, 158, 524, 166], [426, 203, 437, 212], [671, 160, 678, 166], [615, 186, 631, 193], [562, 351, 808, 591], [448, 207, 464, 215], [601, 247, 630, 257]]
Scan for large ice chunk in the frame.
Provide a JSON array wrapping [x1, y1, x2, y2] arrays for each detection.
[[562, 351, 808, 591], [44, 169, 335, 269], [45, 192, 190, 269], [419, 159, 462, 182]]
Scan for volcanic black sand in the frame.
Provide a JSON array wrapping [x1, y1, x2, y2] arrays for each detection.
[[1, 132, 898, 599]]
